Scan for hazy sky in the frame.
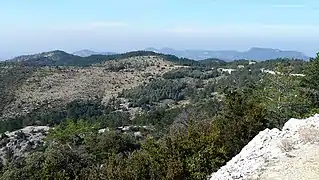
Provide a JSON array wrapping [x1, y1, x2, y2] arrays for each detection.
[[0, 0, 319, 58]]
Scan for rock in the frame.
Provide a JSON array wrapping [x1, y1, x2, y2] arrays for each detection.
[[0, 126, 49, 164], [209, 114, 319, 180], [134, 131, 142, 138], [98, 128, 110, 133]]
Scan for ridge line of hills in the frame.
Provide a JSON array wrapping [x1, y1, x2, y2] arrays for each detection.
[[71, 47, 309, 61], [5, 50, 197, 67], [1, 47, 310, 64]]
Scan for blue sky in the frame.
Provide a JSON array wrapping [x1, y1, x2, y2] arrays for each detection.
[[0, 0, 318, 58]]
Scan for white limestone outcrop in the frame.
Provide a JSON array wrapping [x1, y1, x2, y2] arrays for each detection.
[[0, 126, 49, 164], [210, 114, 319, 180]]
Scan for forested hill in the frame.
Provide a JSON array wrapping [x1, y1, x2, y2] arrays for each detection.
[[0, 50, 316, 180]]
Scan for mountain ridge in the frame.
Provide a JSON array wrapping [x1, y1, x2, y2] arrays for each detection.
[[145, 47, 310, 61], [4, 47, 310, 64], [7, 50, 86, 66], [5, 50, 200, 67]]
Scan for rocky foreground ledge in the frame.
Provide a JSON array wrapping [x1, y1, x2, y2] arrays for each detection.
[[210, 114, 319, 180], [0, 126, 49, 164]]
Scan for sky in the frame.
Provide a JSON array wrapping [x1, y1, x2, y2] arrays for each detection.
[[0, 0, 319, 59]]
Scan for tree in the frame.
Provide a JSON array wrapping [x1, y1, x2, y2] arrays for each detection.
[[302, 53, 319, 90], [212, 89, 267, 159], [46, 119, 98, 145], [301, 53, 319, 108], [258, 66, 310, 128]]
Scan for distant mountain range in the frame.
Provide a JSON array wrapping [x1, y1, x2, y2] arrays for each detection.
[[144, 47, 310, 61], [73, 49, 115, 57]]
